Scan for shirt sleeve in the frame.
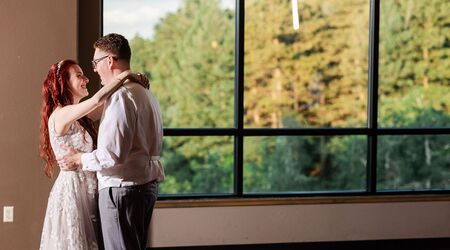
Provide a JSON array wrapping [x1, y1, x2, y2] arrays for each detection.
[[81, 90, 136, 172]]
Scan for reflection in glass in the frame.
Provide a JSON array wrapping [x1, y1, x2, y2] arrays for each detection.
[[244, 136, 367, 193], [104, 0, 236, 128], [159, 136, 234, 195], [244, 0, 369, 128], [378, 0, 450, 128], [377, 135, 450, 191]]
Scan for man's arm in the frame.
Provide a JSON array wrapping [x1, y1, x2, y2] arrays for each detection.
[[60, 90, 136, 171], [58, 146, 81, 171]]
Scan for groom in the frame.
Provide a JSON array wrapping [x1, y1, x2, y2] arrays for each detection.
[[60, 33, 165, 249]]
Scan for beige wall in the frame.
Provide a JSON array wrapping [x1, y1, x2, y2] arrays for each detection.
[[0, 0, 449, 249], [150, 201, 450, 247], [0, 0, 77, 249]]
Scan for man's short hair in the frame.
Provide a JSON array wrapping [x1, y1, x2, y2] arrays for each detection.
[[94, 33, 131, 63]]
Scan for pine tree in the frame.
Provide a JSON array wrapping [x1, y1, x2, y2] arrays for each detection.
[[130, 0, 235, 194], [244, 0, 369, 128], [379, 0, 450, 125]]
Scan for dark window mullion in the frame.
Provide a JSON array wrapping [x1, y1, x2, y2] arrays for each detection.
[[162, 127, 450, 137], [163, 128, 236, 136], [377, 128, 450, 135], [243, 128, 368, 136], [367, 0, 380, 194], [234, 0, 245, 197]]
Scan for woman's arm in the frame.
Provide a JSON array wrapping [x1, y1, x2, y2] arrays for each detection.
[[53, 71, 131, 135], [86, 72, 149, 121]]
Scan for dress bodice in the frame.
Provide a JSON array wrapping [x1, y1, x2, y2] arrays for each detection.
[[48, 118, 93, 160]]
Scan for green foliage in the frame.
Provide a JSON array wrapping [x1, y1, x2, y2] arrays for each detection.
[[379, 0, 450, 103], [244, 0, 369, 128], [377, 133, 450, 190], [245, 134, 367, 193], [377, 119, 450, 190], [138, 0, 235, 128], [380, 85, 450, 127], [245, 136, 319, 193], [159, 135, 234, 194], [377, 88, 450, 190]]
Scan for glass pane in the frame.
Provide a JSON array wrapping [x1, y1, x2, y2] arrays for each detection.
[[244, 136, 367, 193], [378, 0, 450, 128], [160, 136, 234, 195], [104, 0, 236, 128], [244, 0, 369, 128], [377, 135, 450, 191]]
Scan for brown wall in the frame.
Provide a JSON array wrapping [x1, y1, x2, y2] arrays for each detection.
[[0, 1, 77, 249], [78, 0, 102, 92]]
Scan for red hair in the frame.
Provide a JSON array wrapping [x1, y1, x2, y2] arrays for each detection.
[[39, 60, 98, 178]]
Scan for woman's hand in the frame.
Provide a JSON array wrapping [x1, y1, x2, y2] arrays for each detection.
[[127, 72, 150, 89]]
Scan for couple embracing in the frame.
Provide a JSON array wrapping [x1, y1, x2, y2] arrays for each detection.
[[39, 33, 164, 250]]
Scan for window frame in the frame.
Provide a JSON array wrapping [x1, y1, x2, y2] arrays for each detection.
[[91, 0, 450, 202]]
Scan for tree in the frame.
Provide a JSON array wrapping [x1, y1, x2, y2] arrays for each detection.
[[379, 0, 450, 125], [130, 0, 235, 194], [244, 0, 369, 128]]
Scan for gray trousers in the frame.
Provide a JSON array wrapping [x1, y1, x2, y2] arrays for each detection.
[[99, 181, 158, 250]]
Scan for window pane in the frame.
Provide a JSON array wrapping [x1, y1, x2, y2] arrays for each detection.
[[104, 0, 236, 128], [378, 0, 450, 128], [244, 0, 369, 128], [160, 136, 234, 195], [244, 136, 367, 193], [377, 135, 450, 191]]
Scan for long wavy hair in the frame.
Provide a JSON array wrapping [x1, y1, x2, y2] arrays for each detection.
[[39, 60, 98, 178]]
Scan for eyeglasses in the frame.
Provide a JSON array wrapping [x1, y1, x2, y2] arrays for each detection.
[[91, 55, 111, 69]]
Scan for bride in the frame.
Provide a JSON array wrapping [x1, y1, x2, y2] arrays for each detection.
[[38, 59, 147, 249]]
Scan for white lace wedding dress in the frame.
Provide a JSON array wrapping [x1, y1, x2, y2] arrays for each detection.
[[39, 119, 100, 250]]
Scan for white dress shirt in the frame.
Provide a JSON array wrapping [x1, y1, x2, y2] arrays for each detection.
[[81, 82, 165, 190]]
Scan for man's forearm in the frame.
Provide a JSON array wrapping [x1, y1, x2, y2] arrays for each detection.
[[81, 149, 117, 172]]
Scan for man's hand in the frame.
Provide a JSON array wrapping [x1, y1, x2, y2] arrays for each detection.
[[57, 145, 82, 171]]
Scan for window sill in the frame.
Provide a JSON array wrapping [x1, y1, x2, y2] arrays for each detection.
[[155, 194, 450, 208]]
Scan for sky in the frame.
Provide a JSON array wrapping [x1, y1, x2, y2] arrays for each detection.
[[103, 0, 235, 40]]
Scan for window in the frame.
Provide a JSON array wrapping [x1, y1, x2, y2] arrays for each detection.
[[102, 0, 450, 198]]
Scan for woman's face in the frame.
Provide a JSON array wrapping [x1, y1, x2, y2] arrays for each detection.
[[67, 64, 89, 102]]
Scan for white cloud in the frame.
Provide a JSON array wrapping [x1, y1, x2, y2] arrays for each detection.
[[103, 0, 235, 40], [103, 1, 183, 39], [220, 0, 235, 10]]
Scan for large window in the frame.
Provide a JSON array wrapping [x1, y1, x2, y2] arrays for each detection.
[[103, 0, 450, 198]]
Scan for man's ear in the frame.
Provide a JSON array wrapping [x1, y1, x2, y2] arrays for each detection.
[[107, 56, 115, 70]]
